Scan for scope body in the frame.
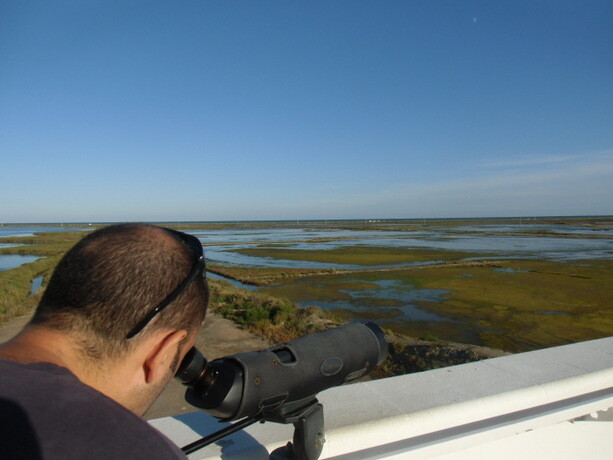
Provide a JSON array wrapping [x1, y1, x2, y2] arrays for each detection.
[[176, 321, 388, 421]]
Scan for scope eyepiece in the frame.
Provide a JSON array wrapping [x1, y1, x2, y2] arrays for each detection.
[[175, 321, 389, 421], [175, 347, 209, 386]]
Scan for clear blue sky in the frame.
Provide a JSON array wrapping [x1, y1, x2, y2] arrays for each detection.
[[1, 1, 611, 222]]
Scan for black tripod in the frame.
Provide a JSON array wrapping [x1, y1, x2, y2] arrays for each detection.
[[182, 398, 325, 460]]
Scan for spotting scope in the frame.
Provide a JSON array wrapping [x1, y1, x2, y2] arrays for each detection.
[[175, 321, 388, 458]]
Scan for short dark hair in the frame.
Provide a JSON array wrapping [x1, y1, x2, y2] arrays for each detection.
[[32, 224, 208, 359]]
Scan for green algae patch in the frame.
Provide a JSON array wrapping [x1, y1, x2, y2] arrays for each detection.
[[259, 271, 412, 305], [229, 245, 486, 265], [259, 277, 356, 304], [252, 258, 612, 353], [404, 259, 613, 352], [322, 280, 381, 291], [208, 265, 340, 286]]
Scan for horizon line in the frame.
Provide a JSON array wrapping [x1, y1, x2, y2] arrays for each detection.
[[2, 214, 613, 226]]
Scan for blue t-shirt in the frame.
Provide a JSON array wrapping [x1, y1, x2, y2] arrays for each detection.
[[0, 359, 186, 459]]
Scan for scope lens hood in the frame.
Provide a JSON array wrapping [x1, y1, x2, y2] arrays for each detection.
[[360, 321, 389, 366]]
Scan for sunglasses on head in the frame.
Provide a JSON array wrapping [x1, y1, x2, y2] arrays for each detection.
[[126, 229, 206, 339]]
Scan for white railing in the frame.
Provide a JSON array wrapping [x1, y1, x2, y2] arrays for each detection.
[[151, 336, 613, 459]]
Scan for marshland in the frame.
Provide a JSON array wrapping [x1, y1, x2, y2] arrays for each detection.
[[2, 217, 612, 376]]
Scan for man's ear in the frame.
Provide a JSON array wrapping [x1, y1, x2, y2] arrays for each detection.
[[142, 330, 188, 384]]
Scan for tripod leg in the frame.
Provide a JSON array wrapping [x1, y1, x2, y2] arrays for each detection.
[[182, 414, 262, 455], [290, 402, 325, 460]]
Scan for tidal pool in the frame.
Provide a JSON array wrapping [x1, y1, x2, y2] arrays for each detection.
[[0, 255, 41, 271], [30, 275, 44, 296]]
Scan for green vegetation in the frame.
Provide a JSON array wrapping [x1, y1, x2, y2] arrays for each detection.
[[208, 265, 341, 286], [257, 258, 613, 353], [208, 278, 491, 377], [230, 245, 486, 265], [208, 278, 343, 343], [0, 231, 87, 323], [0, 257, 55, 322], [259, 276, 383, 304], [0, 231, 87, 256], [209, 259, 500, 287], [411, 259, 613, 352], [2, 219, 611, 377]]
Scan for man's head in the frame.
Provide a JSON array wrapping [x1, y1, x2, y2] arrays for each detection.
[[27, 223, 209, 413]]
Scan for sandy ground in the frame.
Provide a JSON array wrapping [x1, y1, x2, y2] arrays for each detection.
[[0, 312, 270, 420]]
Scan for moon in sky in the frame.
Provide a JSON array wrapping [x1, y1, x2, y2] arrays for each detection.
[[472, 17, 478, 23]]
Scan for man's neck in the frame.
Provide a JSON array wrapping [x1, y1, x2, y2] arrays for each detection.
[[0, 326, 117, 399], [0, 326, 77, 368]]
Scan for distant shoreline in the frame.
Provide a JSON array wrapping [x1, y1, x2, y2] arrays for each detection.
[[3, 215, 613, 227]]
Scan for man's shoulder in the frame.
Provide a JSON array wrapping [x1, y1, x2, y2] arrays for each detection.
[[0, 359, 186, 459]]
